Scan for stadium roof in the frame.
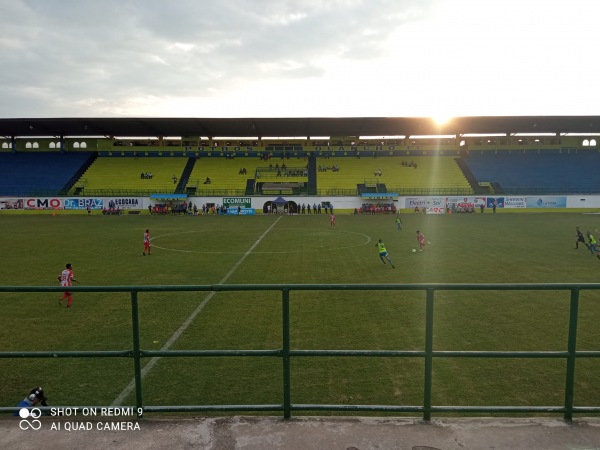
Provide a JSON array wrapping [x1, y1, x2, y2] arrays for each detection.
[[2, 116, 600, 138]]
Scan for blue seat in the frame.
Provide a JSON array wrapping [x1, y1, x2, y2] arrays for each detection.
[[0, 152, 93, 195], [464, 151, 600, 193]]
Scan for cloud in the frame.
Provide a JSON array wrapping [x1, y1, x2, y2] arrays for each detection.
[[4, 0, 598, 118], [0, 0, 432, 117]]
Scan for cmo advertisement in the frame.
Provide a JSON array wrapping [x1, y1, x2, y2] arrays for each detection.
[[24, 198, 63, 210]]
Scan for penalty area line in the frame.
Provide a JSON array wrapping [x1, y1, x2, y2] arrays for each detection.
[[111, 215, 283, 407]]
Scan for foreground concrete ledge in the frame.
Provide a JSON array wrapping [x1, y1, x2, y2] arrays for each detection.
[[2, 415, 600, 450]]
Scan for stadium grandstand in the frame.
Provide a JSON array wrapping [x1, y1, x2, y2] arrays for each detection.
[[1, 116, 600, 198]]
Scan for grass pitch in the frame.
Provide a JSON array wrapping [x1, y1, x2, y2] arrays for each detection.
[[1, 211, 600, 415]]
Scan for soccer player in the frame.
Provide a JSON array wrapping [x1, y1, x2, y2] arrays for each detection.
[[143, 229, 151, 256], [58, 263, 79, 308], [416, 230, 427, 251], [376, 239, 395, 268], [330, 213, 336, 228], [395, 216, 402, 231], [575, 227, 588, 250], [587, 231, 597, 255]]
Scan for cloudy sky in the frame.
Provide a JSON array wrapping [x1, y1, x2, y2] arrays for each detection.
[[1, 0, 599, 119]]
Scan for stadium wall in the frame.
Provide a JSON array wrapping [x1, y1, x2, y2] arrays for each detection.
[[2, 194, 600, 212]]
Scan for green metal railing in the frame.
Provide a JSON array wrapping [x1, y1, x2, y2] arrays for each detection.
[[1, 283, 600, 420]]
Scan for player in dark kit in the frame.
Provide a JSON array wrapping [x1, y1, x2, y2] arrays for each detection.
[[575, 227, 588, 250]]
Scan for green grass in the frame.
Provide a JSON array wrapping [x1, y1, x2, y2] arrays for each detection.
[[2, 211, 600, 416]]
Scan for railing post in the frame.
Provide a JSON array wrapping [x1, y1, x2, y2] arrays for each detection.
[[563, 288, 580, 421], [423, 288, 434, 421], [282, 288, 292, 419], [131, 290, 144, 410]]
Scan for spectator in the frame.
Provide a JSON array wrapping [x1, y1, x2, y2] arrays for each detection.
[[14, 387, 49, 416]]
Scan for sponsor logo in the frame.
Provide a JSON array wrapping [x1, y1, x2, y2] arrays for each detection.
[[222, 197, 251, 207], [426, 207, 445, 214], [407, 198, 427, 207], [25, 198, 61, 209], [114, 198, 139, 206], [64, 199, 103, 210], [525, 196, 567, 208]]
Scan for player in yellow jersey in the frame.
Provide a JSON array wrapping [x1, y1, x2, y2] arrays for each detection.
[[376, 239, 395, 268]]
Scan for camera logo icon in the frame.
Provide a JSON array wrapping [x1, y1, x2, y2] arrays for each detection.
[[18, 408, 42, 430]]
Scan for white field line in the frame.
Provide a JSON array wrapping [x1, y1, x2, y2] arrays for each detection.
[[111, 215, 283, 406]]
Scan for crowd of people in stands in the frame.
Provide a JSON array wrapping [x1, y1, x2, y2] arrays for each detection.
[[318, 164, 340, 172], [259, 162, 308, 177]]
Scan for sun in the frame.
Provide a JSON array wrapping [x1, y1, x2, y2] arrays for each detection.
[[431, 114, 453, 127]]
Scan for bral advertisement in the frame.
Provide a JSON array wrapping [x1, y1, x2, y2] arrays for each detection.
[[64, 198, 104, 210]]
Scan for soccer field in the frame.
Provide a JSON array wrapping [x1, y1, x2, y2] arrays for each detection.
[[2, 212, 600, 414]]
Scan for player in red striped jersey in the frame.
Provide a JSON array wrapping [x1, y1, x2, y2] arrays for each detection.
[[58, 263, 79, 308], [143, 229, 151, 256]]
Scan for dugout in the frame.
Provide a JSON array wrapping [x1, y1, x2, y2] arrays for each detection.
[[263, 196, 298, 214]]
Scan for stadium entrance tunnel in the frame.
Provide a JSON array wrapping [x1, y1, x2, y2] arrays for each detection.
[[263, 199, 297, 214]]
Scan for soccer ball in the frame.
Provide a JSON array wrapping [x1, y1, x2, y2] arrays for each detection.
[[412, 249, 417, 253]]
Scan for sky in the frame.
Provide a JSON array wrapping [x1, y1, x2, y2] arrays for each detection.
[[1, 0, 599, 119]]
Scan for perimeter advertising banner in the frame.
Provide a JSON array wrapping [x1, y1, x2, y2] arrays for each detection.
[[446, 196, 486, 208], [504, 196, 526, 208], [225, 208, 256, 215], [223, 197, 252, 208], [105, 197, 144, 209], [425, 197, 446, 214], [24, 198, 63, 210], [525, 196, 567, 208], [0, 198, 23, 210], [64, 198, 104, 210], [487, 197, 505, 209], [406, 197, 427, 209]]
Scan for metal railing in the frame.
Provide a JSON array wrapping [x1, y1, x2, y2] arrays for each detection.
[[1, 283, 599, 420]]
